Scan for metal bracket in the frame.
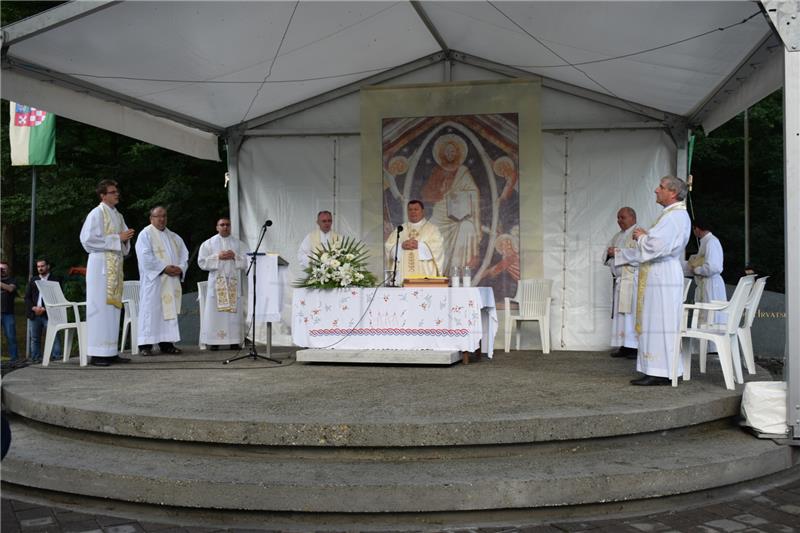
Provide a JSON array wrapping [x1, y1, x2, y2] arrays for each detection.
[[762, 0, 800, 51]]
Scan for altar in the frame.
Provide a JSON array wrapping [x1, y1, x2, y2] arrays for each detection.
[[292, 287, 497, 364]]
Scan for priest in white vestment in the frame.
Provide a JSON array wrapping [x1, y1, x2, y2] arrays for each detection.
[[80, 179, 135, 367], [198, 218, 248, 350], [612, 176, 691, 386], [385, 200, 445, 285], [603, 206, 639, 359], [297, 210, 341, 269], [685, 219, 726, 325], [135, 206, 189, 356]]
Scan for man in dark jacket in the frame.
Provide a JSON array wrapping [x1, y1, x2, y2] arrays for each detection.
[[1, 261, 19, 364], [24, 258, 63, 363]]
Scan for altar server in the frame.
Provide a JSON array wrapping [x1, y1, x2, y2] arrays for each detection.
[[385, 200, 444, 284], [136, 206, 189, 356], [685, 218, 726, 325], [80, 180, 135, 367], [603, 207, 639, 359], [198, 217, 248, 350], [611, 176, 691, 386], [297, 211, 341, 269]]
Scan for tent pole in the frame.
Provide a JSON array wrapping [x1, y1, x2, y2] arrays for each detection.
[[744, 108, 750, 267], [226, 132, 244, 241], [25, 166, 37, 360], [783, 43, 800, 442]]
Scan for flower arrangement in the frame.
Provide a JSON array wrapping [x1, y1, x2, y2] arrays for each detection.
[[295, 237, 377, 289]]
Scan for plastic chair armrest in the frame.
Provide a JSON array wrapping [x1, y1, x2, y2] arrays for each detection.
[[683, 302, 727, 311], [44, 302, 75, 309]]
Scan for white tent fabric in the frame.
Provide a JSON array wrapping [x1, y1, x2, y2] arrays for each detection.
[[237, 53, 674, 348], [541, 130, 673, 350], [1, 1, 778, 156]]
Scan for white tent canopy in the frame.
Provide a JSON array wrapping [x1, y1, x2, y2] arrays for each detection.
[[0, 1, 782, 157], [2, 1, 798, 438]]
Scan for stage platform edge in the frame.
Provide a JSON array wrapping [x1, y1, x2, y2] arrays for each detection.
[[296, 348, 461, 364]]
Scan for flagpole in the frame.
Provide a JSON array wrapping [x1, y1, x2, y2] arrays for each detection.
[[25, 166, 37, 360]]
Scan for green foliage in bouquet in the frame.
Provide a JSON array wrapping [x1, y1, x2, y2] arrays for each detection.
[[295, 236, 377, 289]]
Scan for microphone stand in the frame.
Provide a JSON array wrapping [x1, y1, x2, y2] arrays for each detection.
[[390, 225, 403, 288], [224, 220, 281, 364]]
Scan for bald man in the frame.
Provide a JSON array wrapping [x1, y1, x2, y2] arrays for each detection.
[[604, 207, 639, 359]]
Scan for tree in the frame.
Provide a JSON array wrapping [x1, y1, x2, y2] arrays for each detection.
[[690, 90, 784, 292]]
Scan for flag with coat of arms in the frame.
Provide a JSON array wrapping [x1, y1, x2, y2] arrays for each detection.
[[9, 101, 56, 166]]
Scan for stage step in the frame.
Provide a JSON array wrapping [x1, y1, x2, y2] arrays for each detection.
[[3, 416, 795, 513]]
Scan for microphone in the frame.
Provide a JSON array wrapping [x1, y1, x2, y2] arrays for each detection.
[[264, 220, 273, 227], [397, 224, 403, 232]]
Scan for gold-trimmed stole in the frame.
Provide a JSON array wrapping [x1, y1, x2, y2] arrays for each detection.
[[635, 202, 687, 334], [100, 204, 124, 309]]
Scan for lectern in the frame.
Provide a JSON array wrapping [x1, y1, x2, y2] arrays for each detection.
[[245, 253, 288, 357]]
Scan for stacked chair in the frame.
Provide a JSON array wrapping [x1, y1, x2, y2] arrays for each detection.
[[671, 274, 766, 390]]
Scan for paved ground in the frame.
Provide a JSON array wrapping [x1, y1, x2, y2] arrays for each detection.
[[2, 468, 800, 533]]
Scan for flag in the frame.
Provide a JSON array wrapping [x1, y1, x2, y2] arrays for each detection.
[[9, 101, 56, 166]]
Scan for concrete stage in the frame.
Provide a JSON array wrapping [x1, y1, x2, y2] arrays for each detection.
[[1, 349, 797, 528]]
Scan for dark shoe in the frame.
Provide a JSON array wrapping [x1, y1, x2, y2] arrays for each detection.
[[140, 348, 154, 357], [208, 345, 219, 351], [113, 356, 131, 364], [611, 346, 638, 359], [161, 345, 182, 355], [630, 375, 671, 386], [90, 357, 112, 367]]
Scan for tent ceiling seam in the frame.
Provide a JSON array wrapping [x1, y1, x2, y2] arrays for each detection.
[[230, 52, 446, 134], [453, 51, 677, 124], [3, 57, 224, 135]]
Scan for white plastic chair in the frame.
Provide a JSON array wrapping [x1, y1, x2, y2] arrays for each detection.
[[671, 275, 755, 390], [504, 279, 553, 354], [197, 281, 208, 350], [35, 280, 88, 367], [738, 276, 768, 375], [119, 280, 140, 355]]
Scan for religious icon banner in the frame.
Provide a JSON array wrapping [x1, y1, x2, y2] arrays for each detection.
[[361, 80, 542, 306]]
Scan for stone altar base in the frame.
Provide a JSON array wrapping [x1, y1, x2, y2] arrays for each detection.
[[296, 348, 462, 364]]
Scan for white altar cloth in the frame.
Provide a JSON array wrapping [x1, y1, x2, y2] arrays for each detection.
[[292, 287, 497, 357]]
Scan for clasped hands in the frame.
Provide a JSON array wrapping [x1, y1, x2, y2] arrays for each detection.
[[163, 265, 183, 277], [119, 228, 135, 242], [607, 228, 647, 258], [401, 239, 418, 250], [218, 249, 236, 260]]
